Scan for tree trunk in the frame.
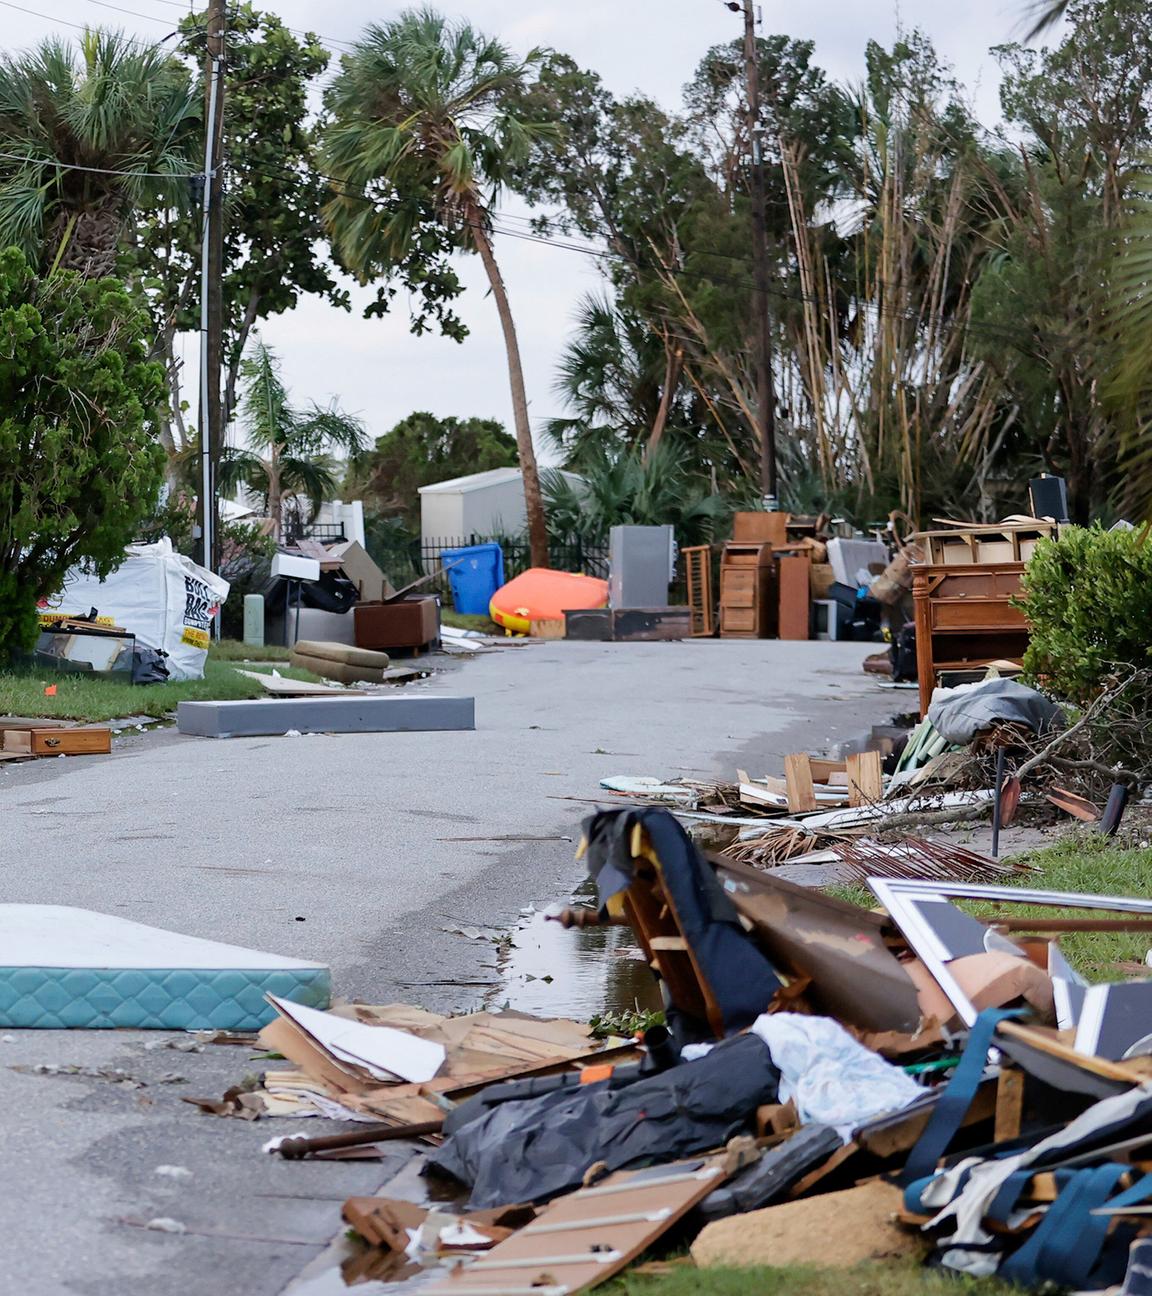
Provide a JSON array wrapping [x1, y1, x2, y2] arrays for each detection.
[[267, 451, 283, 543], [224, 289, 262, 426], [468, 213, 549, 568], [646, 339, 683, 460]]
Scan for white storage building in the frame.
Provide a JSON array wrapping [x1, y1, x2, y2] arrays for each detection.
[[418, 467, 582, 544]]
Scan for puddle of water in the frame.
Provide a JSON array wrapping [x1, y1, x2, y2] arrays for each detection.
[[494, 886, 662, 1022], [289, 889, 662, 1294]]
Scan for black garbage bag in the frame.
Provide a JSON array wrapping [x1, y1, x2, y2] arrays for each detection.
[[131, 643, 171, 684], [425, 1033, 780, 1209]]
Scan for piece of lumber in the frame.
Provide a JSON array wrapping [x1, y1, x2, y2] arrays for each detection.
[[994, 1065, 1026, 1143], [176, 695, 475, 738], [784, 753, 818, 813], [808, 758, 847, 782], [855, 1083, 997, 1159], [997, 1020, 1152, 1084], [847, 751, 883, 807]]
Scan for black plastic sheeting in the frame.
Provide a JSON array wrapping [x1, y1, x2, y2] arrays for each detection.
[[425, 1034, 781, 1209]]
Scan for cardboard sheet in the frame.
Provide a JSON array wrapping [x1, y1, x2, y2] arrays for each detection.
[[265, 995, 445, 1084]]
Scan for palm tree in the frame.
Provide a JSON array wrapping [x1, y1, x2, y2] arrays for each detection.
[[542, 442, 730, 548], [322, 7, 552, 567], [217, 341, 366, 541], [0, 29, 198, 277], [1022, 1, 1069, 39]]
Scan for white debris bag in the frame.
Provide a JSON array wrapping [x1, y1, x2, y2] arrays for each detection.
[[40, 538, 229, 681]]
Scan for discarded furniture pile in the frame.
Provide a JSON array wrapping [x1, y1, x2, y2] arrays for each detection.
[[909, 516, 1058, 715], [261, 538, 476, 655], [182, 807, 1152, 1293]]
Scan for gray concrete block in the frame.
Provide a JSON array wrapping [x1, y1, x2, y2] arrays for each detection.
[[177, 694, 474, 738]]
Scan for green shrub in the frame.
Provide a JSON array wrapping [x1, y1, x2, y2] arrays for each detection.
[[0, 249, 165, 660], [1021, 524, 1152, 703]]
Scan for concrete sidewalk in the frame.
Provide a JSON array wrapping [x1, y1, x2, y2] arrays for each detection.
[[0, 639, 897, 1296]]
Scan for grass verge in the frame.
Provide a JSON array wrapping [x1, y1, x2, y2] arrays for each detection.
[[207, 638, 292, 662], [827, 828, 1152, 980], [440, 609, 502, 634], [0, 658, 322, 723], [603, 1260, 1012, 1296]]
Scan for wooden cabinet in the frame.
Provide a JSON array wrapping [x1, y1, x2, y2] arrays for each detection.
[[720, 542, 775, 638], [913, 562, 1030, 715]]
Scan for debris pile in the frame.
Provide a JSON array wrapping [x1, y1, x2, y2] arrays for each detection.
[[190, 807, 1152, 1294]]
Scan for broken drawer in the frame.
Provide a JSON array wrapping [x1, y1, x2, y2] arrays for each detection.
[[1, 727, 111, 756]]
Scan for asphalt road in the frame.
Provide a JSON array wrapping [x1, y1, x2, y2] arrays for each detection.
[[0, 639, 898, 1296]]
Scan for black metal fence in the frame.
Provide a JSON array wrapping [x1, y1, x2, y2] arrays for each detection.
[[366, 534, 610, 601], [289, 522, 690, 611]]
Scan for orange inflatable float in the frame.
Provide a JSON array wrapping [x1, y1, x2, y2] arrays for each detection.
[[489, 568, 609, 635]]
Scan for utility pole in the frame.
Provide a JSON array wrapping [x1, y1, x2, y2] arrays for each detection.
[[197, 0, 226, 572], [739, 0, 778, 508]]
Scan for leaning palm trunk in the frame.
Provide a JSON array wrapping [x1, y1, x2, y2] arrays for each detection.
[[468, 207, 550, 568]]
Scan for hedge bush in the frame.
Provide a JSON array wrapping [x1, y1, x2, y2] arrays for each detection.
[[1021, 524, 1152, 703]]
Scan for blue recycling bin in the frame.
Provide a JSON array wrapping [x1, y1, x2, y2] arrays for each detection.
[[441, 543, 506, 616]]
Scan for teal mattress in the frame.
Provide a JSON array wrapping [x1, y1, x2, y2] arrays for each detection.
[[0, 905, 330, 1030]]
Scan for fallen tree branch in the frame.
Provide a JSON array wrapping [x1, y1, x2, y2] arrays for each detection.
[[1014, 675, 1135, 783], [1046, 754, 1142, 786], [874, 802, 991, 833]]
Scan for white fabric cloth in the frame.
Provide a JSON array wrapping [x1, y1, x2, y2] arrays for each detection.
[[750, 1012, 923, 1139]]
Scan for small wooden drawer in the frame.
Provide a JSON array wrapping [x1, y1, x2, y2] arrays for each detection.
[[2, 727, 111, 756], [721, 605, 760, 632], [930, 600, 1028, 632]]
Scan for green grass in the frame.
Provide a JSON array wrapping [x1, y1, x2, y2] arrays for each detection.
[[974, 831, 1152, 979], [207, 638, 292, 662], [826, 830, 1152, 980], [603, 1260, 1012, 1296], [0, 658, 323, 723], [440, 609, 502, 634]]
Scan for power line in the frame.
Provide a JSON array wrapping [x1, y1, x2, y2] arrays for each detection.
[[0, 0, 168, 45], [0, 132, 1066, 351], [85, 0, 177, 26], [0, 148, 199, 179], [124, 0, 358, 54]]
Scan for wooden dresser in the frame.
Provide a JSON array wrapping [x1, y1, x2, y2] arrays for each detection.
[[719, 542, 776, 638], [912, 563, 1030, 715]]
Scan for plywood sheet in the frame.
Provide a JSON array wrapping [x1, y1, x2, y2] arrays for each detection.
[[421, 1160, 727, 1296]]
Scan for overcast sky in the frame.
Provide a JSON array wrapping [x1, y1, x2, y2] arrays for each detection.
[[7, 0, 1039, 457]]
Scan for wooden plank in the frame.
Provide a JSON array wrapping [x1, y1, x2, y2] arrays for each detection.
[[994, 1066, 1026, 1143], [0, 716, 81, 731], [419, 1160, 727, 1296], [997, 1020, 1152, 1084], [846, 751, 883, 807], [777, 555, 811, 641], [784, 754, 817, 813], [808, 758, 847, 782]]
